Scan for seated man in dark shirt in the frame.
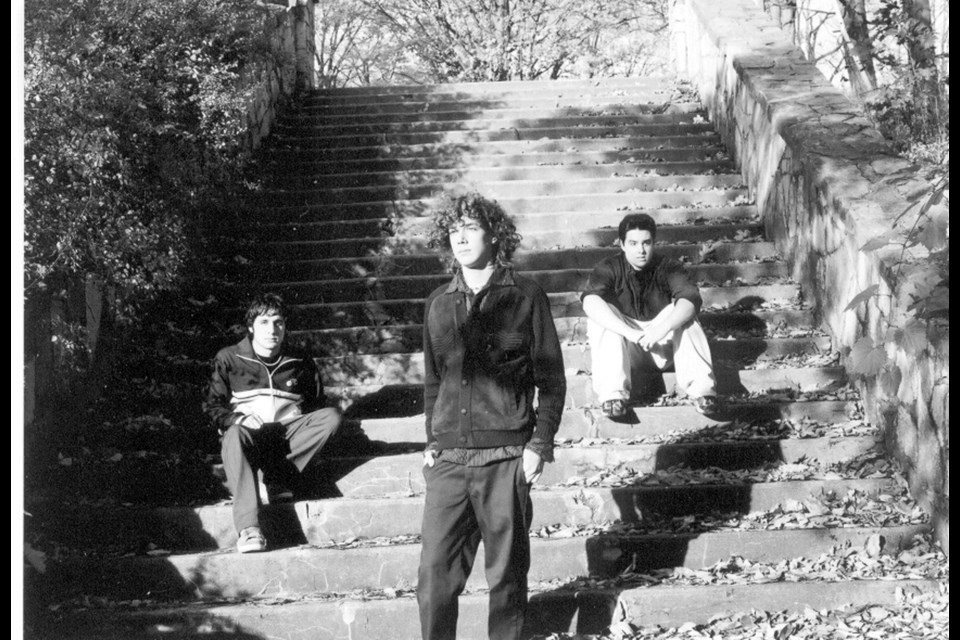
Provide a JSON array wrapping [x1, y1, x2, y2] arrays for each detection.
[[581, 213, 718, 417]]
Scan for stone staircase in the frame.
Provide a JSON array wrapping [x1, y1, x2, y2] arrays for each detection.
[[31, 78, 944, 639]]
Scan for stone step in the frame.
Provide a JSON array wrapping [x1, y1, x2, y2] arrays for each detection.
[[295, 90, 691, 113], [280, 102, 704, 126], [357, 399, 856, 444], [264, 138, 725, 170], [34, 478, 892, 553], [328, 366, 846, 417], [314, 434, 870, 497], [284, 284, 802, 328], [256, 188, 751, 220], [279, 160, 737, 189], [46, 523, 924, 599], [259, 242, 778, 279], [274, 110, 709, 135], [260, 214, 761, 246], [43, 578, 941, 640], [270, 121, 717, 149], [289, 305, 817, 357], [264, 174, 745, 205], [304, 76, 678, 97], [296, 90, 691, 114], [265, 265, 789, 303], [314, 337, 831, 387]]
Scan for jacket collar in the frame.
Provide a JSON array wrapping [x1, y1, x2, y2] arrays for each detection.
[[444, 264, 516, 294]]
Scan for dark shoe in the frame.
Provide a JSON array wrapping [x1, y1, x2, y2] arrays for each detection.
[[693, 395, 721, 416], [237, 526, 267, 553], [601, 399, 629, 419]]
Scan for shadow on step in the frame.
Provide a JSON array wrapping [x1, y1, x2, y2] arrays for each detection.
[[526, 397, 787, 635]]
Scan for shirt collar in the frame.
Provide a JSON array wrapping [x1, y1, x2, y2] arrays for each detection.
[[445, 264, 516, 293]]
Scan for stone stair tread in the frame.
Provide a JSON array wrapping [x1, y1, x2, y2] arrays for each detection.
[[258, 216, 763, 247], [281, 102, 705, 124], [265, 173, 745, 198], [284, 282, 800, 309], [351, 399, 855, 443], [276, 161, 737, 187], [311, 337, 834, 387], [264, 142, 727, 171], [325, 367, 846, 416], [263, 267, 791, 303], [286, 309, 818, 348], [47, 524, 928, 600], [305, 76, 679, 95], [261, 241, 778, 269], [255, 190, 751, 219], [313, 434, 876, 492], [38, 577, 942, 640], [270, 123, 718, 148], [36, 478, 896, 552], [274, 110, 709, 134]]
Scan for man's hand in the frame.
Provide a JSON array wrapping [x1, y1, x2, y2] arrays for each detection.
[[423, 449, 437, 468], [522, 449, 544, 484], [637, 324, 671, 351]]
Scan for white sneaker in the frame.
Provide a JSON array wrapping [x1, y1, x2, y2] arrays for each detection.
[[237, 526, 267, 553]]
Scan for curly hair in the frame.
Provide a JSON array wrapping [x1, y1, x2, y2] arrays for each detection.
[[427, 192, 522, 268]]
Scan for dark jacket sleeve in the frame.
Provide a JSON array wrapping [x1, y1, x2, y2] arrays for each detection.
[[297, 353, 326, 413], [203, 351, 243, 434], [664, 261, 703, 314], [422, 294, 440, 451], [525, 283, 566, 462]]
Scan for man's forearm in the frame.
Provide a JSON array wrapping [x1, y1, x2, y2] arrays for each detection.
[[657, 298, 697, 333], [583, 295, 642, 341]]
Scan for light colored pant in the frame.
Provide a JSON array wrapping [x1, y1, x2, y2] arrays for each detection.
[[587, 303, 716, 402]]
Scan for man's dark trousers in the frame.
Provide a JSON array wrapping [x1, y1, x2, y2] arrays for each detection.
[[418, 456, 533, 640], [221, 408, 340, 532]]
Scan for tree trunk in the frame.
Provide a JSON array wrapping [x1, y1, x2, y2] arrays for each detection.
[[901, 0, 941, 135], [837, 0, 878, 94]]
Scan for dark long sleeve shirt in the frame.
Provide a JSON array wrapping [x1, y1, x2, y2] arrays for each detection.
[[581, 253, 702, 321]]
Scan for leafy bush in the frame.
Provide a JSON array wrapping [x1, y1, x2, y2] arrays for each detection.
[[24, 0, 269, 316]]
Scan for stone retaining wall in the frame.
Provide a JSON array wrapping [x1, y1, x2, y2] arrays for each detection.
[[671, 0, 949, 554], [243, 0, 317, 151]]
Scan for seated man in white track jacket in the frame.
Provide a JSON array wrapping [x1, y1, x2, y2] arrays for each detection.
[[203, 292, 341, 553]]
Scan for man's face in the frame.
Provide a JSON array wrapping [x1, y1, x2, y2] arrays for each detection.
[[449, 217, 495, 270], [621, 228, 655, 270], [249, 311, 285, 355]]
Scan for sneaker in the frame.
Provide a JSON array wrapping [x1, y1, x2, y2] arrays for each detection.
[[601, 399, 629, 419], [237, 526, 267, 553], [693, 395, 721, 416]]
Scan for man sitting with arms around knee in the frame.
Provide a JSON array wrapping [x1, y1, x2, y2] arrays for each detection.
[[582, 213, 719, 418], [204, 293, 341, 553]]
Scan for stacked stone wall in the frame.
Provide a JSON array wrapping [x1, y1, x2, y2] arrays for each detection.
[[671, 0, 949, 554], [243, 0, 317, 151]]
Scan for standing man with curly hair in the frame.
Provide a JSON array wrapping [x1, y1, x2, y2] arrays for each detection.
[[417, 193, 567, 640]]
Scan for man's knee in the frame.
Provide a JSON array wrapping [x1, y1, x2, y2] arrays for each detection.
[[305, 406, 342, 435]]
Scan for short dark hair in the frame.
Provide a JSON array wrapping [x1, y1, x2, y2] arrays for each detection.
[[244, 292, 287, 330], [427, 192, 522, 266], [618, 213, 657, 243]]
